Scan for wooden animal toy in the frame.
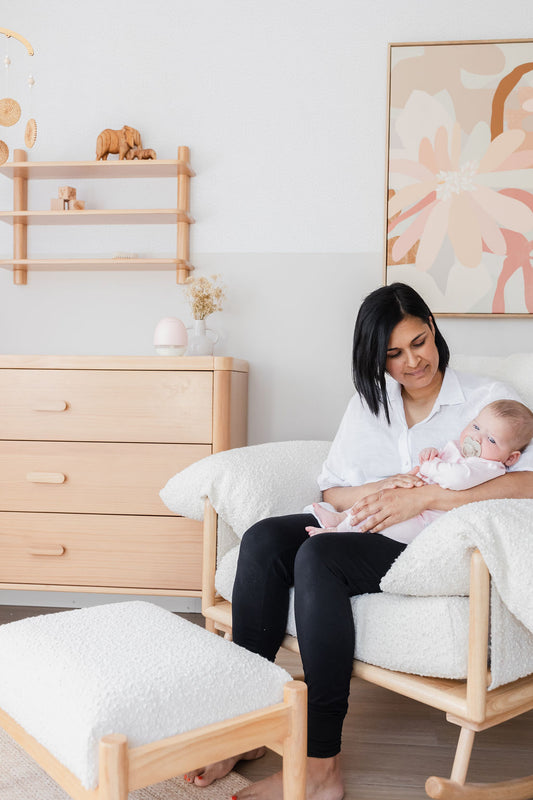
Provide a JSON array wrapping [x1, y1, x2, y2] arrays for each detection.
[[126, 147, 157, 160], [95, 126, 142, 160]]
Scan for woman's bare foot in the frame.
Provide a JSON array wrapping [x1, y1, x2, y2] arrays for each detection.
[[312, 503, 346, 529], [183, 747, 266, 786], [232, 754, 344, 800]]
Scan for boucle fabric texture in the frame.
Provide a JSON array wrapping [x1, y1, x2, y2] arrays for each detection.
[[215, 547, 470, 678], [0, 602, 291, 790], [381, 498, 533, 688], [160, 440, 331, 546]]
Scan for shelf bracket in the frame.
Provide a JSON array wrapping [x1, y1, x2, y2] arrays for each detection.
[[13, 150, 28, 285], [177, 145, 193, 284]]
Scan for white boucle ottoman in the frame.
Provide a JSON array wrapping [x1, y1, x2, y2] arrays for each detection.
[[0, 601, 306, 800]]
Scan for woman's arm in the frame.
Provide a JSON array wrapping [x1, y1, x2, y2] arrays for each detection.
[[348, 470, 533, 533], [322, 470, 423, 512]]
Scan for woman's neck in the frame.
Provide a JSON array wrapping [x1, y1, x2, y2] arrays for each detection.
[[401, 370, 444, 428]]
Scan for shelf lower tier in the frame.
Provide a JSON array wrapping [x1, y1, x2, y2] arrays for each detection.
[[0, 258, 189, 271], [0, 209, 194, 225]]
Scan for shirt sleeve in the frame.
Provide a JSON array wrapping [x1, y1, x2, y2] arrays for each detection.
[[419, 456, 506, 490], [317, 395, 368, 491]]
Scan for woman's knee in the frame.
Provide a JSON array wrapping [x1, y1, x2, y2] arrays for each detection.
[[294, 533, 336, 581]]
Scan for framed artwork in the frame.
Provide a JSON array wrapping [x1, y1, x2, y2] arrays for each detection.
[[384, 39, 533, 316]]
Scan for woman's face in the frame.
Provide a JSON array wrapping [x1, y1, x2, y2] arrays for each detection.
[[385, 315, 441, 393]]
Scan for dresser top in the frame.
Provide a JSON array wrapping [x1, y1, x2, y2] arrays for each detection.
[[0, 355, 248, 372]]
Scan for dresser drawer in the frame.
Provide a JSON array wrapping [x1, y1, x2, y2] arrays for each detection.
[[0, 441, 210, 515], [0, 512, 203, 591], [0, 369, 213, 443]]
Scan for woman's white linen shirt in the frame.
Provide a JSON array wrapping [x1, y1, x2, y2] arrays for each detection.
[[317, 368, 533, 491]]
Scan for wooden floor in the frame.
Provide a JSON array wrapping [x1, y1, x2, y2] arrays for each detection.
[[2, 605, 533, 800]]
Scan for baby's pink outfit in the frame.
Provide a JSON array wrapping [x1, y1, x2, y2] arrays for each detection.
[[324, 440, 506, 545]]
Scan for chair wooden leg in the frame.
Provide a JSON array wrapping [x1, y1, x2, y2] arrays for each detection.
[[451, 728, 475, 784], [425, 725, 533, 800], [98, 734, 128, 800], [282, 681, 307, 800]]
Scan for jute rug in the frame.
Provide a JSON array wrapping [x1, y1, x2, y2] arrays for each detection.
[[0, 727, 252, 799]]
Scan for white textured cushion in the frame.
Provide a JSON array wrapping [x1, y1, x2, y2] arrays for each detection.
[[160, 440, 331, 539], [451, 353, 533, 410], [0, 602, 291, 790], [215, 547, 469, 678]]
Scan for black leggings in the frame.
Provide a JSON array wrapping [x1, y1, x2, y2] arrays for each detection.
[[231, 514, 406, 758]]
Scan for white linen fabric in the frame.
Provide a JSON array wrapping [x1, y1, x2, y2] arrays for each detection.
[[317, 368, 533, 492], [0, 602, 291, 790]]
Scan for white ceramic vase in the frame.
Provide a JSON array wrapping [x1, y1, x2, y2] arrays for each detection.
[[187, 318, 219, 356]]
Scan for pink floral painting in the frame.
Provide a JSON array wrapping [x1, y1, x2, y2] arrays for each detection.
[[385, 40, 533, 315]]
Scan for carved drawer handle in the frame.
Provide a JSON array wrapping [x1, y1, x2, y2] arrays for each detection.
[[28, 546, 66, 557], [26, 472, 66, 484], [32, 401, 68, 412]]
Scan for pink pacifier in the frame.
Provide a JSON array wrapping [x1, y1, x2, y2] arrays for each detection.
[[461, 436, 482, 457]]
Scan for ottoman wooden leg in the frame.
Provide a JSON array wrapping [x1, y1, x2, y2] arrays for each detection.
[[282, 681, 307, 800], [99, 734, 129, 800]]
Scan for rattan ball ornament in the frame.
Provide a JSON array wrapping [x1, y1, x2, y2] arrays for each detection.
[[0, 96, 21, 127], [24, 117, 37, 147], [0, 140, 8, 166]]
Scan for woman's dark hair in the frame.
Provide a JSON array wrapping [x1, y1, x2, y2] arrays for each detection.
[[352, 283, 449, 423]]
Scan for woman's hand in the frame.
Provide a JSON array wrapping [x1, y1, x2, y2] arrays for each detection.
[[376, 468, 423, 491], [348, 484, 432, 533]]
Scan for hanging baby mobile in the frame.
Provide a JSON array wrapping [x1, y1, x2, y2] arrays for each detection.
[[0, 27, 35, 166]]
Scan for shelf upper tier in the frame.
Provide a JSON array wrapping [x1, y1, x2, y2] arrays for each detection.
[[0, 159, 195, 180], [0, 209, 194, 225]]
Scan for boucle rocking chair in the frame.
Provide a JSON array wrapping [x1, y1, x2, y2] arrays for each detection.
[[159, 353, 533, 800], [202, 504, 533, 800]]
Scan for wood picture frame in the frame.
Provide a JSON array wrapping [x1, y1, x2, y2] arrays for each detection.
[[384, 39, 533, 317]]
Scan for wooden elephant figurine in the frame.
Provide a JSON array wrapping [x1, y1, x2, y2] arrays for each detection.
[[95, 126, 142, 160]]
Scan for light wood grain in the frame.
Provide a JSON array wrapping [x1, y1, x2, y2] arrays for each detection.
[[0, 441, 209, 514], [0, 368, 214, 443], [0, 511, 203, 590]]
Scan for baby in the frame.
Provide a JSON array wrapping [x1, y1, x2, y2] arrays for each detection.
[[306, 399, 533, 545]]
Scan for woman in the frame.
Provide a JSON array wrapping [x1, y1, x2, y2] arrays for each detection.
[[186, 283, 533, 800]]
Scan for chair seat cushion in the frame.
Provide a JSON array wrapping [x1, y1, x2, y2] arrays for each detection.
[[216, 545, 470, 679], [0, 601, 291, 790]]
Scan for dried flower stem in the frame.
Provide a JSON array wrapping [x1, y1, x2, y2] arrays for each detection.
[[184, 274, 226, 320]]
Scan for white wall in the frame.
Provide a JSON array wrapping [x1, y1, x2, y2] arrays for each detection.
[[1, 0, 532, 607]]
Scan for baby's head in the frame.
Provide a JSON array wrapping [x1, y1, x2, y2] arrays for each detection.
[[460, 399, 533, 466]]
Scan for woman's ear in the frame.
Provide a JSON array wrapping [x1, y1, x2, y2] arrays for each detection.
[[504, 450, 521, 467]]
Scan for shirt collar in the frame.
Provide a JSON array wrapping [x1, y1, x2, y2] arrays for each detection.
[[386, 367, 465, 420]]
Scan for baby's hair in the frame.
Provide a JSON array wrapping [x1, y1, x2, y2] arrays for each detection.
[[484, 399, 533, 452]]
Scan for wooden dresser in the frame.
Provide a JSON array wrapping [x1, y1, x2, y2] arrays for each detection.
[[0, 356, 248, 598]]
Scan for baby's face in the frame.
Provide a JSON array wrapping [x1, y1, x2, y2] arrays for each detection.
[[460, 408, 518, 464]]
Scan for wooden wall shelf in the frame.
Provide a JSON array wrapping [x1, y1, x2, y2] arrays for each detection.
[[0, 147, 195, 285]]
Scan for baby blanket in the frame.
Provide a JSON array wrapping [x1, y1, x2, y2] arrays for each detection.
[[381, 498, 533, 688]]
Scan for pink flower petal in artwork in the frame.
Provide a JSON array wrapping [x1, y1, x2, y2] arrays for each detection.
[[392, 202, 436, 262], [415, 198, 451, 271], [388, 179, 436, 217], [477, 129, 526, 173], [475, 185, 533, 233], [447, 193, 483, 268]]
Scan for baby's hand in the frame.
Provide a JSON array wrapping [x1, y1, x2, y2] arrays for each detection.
[[419, 447, 439, 463]]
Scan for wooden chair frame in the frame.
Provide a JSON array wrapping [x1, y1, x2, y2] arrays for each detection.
[[202, 499, 533, 800], [0, 678, 306, 800]]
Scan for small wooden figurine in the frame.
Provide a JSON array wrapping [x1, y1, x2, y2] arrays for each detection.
[[125, 147, 157, 160], [95, 125, 142, 160], [50, 186, 85, 211]]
